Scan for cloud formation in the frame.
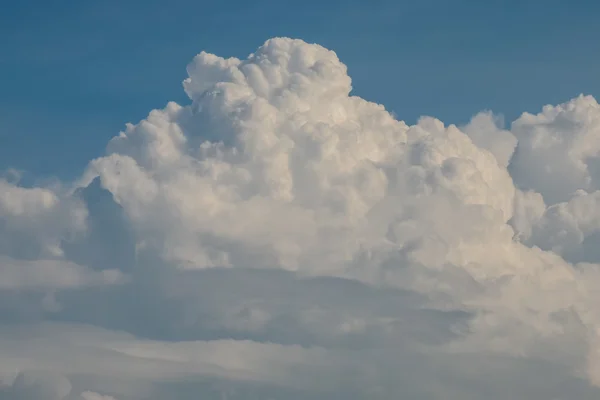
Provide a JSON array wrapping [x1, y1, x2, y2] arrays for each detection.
[[2, 37, 600, 399]]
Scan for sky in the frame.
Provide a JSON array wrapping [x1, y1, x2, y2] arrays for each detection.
[[4, 1, 600, 400], [2, 0, 600, 180]]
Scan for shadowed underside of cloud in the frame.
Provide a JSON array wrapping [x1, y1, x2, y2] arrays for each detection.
[[2, 37, 600, 399]]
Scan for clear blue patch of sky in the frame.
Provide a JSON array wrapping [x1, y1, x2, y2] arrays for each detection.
[[1, 0, 600, 181]]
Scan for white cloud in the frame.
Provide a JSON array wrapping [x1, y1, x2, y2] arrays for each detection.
[[2, 37, 600, 399], [0, 257, 124, 290], [80, 392, 117, 400], [0, 179, 87, 260], [509, 95, 600, 205], [462, 111, 517, 168]]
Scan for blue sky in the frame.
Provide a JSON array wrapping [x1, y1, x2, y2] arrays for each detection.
[[2, 0, 600, 180]]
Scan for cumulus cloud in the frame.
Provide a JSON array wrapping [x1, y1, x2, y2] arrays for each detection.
[[2, 37, 600, 399], [509, 95, 600, 205], [0, 179, 86, 260]]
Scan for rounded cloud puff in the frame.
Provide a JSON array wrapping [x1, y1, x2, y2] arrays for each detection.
[[510, 95, 600, 204], [91, 38, 515, 275]]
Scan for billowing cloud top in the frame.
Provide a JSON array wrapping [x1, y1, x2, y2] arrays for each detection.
[[2, 38, 600, 399]]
